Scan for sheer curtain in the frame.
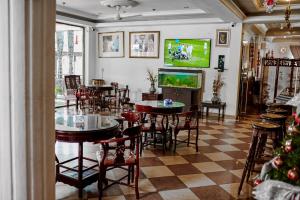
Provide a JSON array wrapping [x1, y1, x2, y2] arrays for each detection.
[[290, 45, 300, 59]]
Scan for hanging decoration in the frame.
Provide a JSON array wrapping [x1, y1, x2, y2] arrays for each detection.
[[285, 3, 292, 29], [264, 0, 277, 13]]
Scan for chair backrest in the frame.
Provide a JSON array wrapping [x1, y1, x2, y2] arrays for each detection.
[[119, 85, 130, 104], [121, 111, 141, 128], [99, 125, 141, 166], [65, 75, 81, 90], [174, 107, 200, 129], [111, 82, 119, 96]]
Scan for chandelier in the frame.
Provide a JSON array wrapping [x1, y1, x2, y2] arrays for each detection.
[[264, 0, 277, 13]]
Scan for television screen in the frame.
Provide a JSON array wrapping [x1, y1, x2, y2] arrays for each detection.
[[158, 69, 203, 89], [164, 39, 211, 68]]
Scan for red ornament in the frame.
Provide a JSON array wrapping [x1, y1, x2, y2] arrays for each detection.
[[254, 179, 263, 186], [285, 145, 293, 153], [288, 168, 299, 181]]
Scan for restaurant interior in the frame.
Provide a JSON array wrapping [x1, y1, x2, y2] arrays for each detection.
[[1, 0, 300, 200]]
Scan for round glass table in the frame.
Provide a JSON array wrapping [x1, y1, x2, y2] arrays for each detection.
[[135, 100, 185, 114], [55, 113, 119, 197]]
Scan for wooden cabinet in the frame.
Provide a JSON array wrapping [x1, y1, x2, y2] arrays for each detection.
[[162, 88, 202, 111], [142, 93, 163, 101]]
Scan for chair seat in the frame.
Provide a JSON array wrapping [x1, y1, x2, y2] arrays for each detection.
[[141, 123, 164, 132], [169, 122, 198, 131], [96, 150, 136, 166]]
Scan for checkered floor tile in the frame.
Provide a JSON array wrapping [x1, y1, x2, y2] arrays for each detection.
[[56, 108, 258, 200]]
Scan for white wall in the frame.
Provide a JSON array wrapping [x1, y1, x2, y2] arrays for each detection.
[[94, 23, 243, 116]]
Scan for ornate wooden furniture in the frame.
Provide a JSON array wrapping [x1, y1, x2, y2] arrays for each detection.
[[135, 100, 185, 153], [200, 101, 226, 120], [260, 113, 287, 147], [170, 107, 200, 152], [91, 79, 105, 86], [87, 85, 113, 111], [260, 58, 300, 105], [142, 93, 163, 101], [96, 126, 141, 200], [55, 113, 119, 197], [238, 121, 281, 195], [64, 75, 81, 108], [158, 68, 204, 111]]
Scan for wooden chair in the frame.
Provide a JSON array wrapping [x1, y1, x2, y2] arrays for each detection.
[[106, 82, 119, 110], [140, 112, 170, 154], [64, 75, 81, 107], [118, 85, 133, 111], [96, 126, 141, 200], [121, 111, 141, 129], [170, 106, 200, 152], [238, 121, 281, 195]]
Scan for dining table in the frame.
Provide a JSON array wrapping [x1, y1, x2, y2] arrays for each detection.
[[135, 100, 185, 151], [55, 113, 119, 197], [75, 85, 114, 109], [135, 100, 185, 114]]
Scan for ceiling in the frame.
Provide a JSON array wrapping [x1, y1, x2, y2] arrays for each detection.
[[56, 0, 300, 40], [56, 0, 242, 23]]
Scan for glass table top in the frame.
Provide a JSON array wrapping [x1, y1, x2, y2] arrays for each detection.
[[135, 100, 185, 108], [55, 113, 119, 132]]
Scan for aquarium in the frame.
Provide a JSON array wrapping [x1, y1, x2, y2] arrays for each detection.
[[164, 39, 211, 68], [158, 69, 203, 89]]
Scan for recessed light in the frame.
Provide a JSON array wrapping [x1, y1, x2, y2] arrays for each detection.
[[184, 6, 189, 9], [152, 8, 156, 11]]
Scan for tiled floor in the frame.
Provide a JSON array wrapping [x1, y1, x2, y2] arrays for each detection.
[[56, 108, 256, 200]]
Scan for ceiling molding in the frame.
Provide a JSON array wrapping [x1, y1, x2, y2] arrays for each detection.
[[266, 27, 300, 36], [244, 14, 300, 23], [272, 37, 300, 43], [95, 18, 224, 28], [219, 0, 247, 20]]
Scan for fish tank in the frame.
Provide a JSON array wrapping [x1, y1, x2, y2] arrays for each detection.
[[158, 68, 203, 89]]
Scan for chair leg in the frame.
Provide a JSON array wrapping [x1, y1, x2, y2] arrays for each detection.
[[195, 129, 199, 152], [98, 167, 105, 200], [173, 130, 178, 152], [131, 165, 134, 183], [187, 130, 191, 147], [134, 165, 140, 199], [127, 166, 131, 184], [238, 134, 258, 195]]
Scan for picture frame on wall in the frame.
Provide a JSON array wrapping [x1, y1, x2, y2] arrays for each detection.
[[129, 31, 160, 58], [98, 31, 124, 58], [216, 29, 230, 47]]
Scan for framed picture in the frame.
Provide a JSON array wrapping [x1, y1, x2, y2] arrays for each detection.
[[98, 31, 124, 57], [216, 29, 230, 47], [129, 31, 160, 58]]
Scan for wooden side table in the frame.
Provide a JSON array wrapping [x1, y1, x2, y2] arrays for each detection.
[[142, 93, 163, 101], [200, 101, 226, 120]]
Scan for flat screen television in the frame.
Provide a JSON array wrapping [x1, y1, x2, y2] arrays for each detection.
[[158, 69, 203, 89], [164, 39, 211, 68]]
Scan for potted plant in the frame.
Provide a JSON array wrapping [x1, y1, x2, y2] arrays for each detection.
[[211, 72, 224, 104], [146, 69, 157, 94]]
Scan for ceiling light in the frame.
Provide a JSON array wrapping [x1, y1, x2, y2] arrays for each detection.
[[100, 0, 138, 8]]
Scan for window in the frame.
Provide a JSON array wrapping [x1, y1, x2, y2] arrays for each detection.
[[55, 23, 84, 106]]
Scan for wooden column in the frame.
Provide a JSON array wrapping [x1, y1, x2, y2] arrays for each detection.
[[273, 60, 280, 103]]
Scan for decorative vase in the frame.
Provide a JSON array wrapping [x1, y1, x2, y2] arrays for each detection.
[[211, 92, 221, 104], [149, 83, 156, 94]]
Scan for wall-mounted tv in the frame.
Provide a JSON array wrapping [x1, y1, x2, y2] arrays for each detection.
[[164, 39, 211, 68], [158, 68, 203, 89]]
